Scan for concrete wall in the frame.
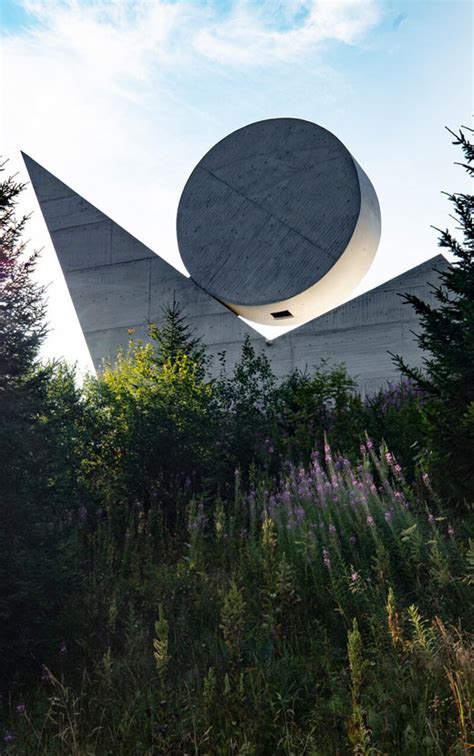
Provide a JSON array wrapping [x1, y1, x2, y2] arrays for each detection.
[[23, 153, 446, 394]]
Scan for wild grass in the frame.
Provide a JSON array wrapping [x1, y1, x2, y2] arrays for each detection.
[[3, 442, 472, 754]]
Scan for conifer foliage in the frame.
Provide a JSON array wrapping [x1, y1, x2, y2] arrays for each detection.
[[0, 165, 78, 674], [0, 164, 49, 669], [396, 127, 474, 506], [149, 299, 206, 371], [0, 165, 46, 406]]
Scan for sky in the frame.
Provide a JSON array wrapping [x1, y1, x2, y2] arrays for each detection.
[[1, 0, 472, 375]]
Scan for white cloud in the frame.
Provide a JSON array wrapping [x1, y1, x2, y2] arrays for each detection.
[[11, 0, 380, 74], [195, 1, 380, 65]]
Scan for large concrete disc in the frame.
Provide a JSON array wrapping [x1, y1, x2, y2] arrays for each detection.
[[177, 118, 381, 325]]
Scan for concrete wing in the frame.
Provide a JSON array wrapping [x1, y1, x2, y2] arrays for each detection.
[[22, 153, 260, 371]]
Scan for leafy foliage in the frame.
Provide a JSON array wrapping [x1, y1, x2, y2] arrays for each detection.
[[82, 337, 216, 528]]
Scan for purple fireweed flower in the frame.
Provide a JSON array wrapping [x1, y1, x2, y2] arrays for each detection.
[[294, 506, 305, 523], [360, 444, 366, 455], [448, 524, 455, 539], [385, 452, 393, 465], [4, 731, 16, 744], [349, 535, 356, 545], [427, 511, 435, 525], [394, 491, 408, 508], [394, 464, 402, 476], [422, 472, 430, 486], [329, 524, 336, 535], [59, 641, 67, 655], [349, 492, 358, 508], [366, 438, 373, 450], [350, 568, 359, 583], [16, 704, 26, 716], [281, 489, 291, 505], [366, 515, 375, 528], [322, 548, 331, 570]]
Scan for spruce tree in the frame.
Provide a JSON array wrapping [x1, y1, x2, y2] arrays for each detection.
[[0, 164, 70, 675], [395, 127, 474, 506], [149, 299, 207, 371]]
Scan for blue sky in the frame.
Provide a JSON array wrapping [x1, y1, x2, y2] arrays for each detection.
[[1, 0, 472, 373]]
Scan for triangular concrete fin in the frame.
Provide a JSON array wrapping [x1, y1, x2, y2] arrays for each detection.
[[275, 254, 449, 394], [22, 152, 157, 272], [21, 153, 260, 370]]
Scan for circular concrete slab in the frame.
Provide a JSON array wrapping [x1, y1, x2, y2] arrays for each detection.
[[177, 118, 380, 325]]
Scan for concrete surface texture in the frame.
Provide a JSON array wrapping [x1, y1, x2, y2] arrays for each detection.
[[177, 118, 381, 325], [23, 152, 446, 395]]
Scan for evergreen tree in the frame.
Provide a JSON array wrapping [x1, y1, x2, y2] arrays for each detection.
[[395, 127, 474, 506], [0, 167, 47, 409], [149, 299, 206, 371], [0, 164, 79, 676]]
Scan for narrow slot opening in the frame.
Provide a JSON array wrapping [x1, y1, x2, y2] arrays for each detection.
[[271, 309, 293, 320]]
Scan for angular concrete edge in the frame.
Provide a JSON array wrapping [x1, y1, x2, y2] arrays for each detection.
[[22, 153, 259, 371]]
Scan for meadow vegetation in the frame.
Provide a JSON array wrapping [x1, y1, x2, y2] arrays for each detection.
[[0, 130, 472, 754]]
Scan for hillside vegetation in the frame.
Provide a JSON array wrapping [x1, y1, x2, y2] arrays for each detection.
[[0, 130, 472, 754]]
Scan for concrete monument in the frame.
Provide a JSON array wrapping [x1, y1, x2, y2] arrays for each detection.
[[22, 118, 446, 394]]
